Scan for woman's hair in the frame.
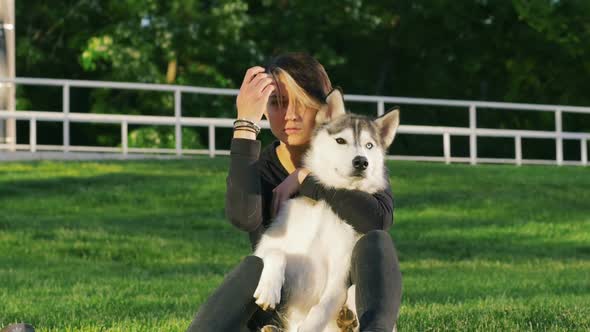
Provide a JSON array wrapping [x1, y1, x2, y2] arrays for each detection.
[[265, 53, 333, 112]]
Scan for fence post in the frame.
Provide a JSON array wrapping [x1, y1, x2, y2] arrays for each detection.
[[208, 124, 215, 158], [582, 139, 588, 166], [377, 100, 385, 116], [63, 84, 70, 153], [555, 109, 563, 166], [5, 81, 16, 151], [515, 135, 522, 166], [443, 132, 451, 164], [121, 120, 128, 156], [175, 89, 182, 156], [3, 4, 16, 152], [29, 118, 36, 153], [469, 104, 477, 165]]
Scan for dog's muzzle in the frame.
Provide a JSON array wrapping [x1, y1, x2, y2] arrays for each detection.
[[351, 156, 368, 177], [352, 156, 368, 171]]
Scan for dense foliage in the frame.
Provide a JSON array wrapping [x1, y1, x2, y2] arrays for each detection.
[[14, 0, 590, 158]]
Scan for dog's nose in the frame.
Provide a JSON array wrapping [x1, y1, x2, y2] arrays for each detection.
[[352, 156, 368, 171]]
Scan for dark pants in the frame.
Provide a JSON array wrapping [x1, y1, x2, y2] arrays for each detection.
[[187, 230, 402, 332]]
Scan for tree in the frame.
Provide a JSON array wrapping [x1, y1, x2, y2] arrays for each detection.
[[15, 0, 590, 158]]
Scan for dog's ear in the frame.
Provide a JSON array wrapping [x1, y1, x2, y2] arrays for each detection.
[[375, 107, 400, 148], [316, 88, 346, 124]]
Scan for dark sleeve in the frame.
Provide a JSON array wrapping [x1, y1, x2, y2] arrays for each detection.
[[299, 174, 394, 234], [225, 138, 263, 232]]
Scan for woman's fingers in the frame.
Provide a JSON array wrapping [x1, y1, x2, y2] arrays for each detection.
[[275, 195, 284, 217], [271, 195, 278, 218], [242, 70, 273, 101], [261, 83, 275, 100], [241, 66, 265, 86], [272, 188, 286, 218], [247, 72, 269, 92], [250, 74, 272, 95], [271, 174, 303, 219], [255, 76, 274, 92]]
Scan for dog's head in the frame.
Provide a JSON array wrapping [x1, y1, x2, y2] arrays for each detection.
[[304, 90, 400, 193]]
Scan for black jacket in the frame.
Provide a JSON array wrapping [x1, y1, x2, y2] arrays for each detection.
[[225, 138, 395, 248]]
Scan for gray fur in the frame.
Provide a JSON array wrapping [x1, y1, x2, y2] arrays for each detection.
[[323, 114, 383, 147]]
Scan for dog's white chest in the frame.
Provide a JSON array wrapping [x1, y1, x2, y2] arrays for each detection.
[[254, 197, 360, 331], [271, 197, 357, 255]]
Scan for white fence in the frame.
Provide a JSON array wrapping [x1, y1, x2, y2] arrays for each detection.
[[0, 77, 589, 166]]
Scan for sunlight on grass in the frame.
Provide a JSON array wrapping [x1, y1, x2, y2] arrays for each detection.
[[1, 158, 589, 331]]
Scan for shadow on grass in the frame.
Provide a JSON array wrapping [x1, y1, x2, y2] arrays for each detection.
[[407, 282, 590, 306], [0, 172, 222, 198], [3, 161, 590, 264]]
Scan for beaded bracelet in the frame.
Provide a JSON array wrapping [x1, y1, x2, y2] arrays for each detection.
[[233, 126, 258, 135], [233, 119, 261, 136]]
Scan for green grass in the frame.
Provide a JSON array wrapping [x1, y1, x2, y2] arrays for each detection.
[[0, 158, 589, 331]]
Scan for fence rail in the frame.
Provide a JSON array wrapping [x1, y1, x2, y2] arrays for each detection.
[[1, 77, 589, 166]]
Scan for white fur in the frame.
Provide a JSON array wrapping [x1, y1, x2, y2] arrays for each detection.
[[254, 198, 360, 332], [253, 93, 400, 332], [306, 128, 388, 194]]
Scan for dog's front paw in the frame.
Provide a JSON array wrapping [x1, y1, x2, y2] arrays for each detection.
[[253, 269, 282, 311], [336, 305, 359, 332], [260, 325, 282, 332]]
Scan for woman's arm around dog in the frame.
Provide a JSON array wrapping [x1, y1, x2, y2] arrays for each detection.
[[272, 167, 394, 234], [299, 170, 394, 233]]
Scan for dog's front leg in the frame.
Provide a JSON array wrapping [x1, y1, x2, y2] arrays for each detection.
[[253, 249, 287, 311]]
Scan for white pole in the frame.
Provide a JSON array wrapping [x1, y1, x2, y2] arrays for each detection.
[[175, 89, 182, 156], [0, 0, 4, 146], [443, 132, 451, 164], [469, 104, 477, 165], [29, 118, 36, 152], [208, 124, 215, 158], [0, 0, 15, 150], [582, 139, 587, 166], [121, 120, 128, 156], [63, 84, 70, 152], [515, 135, 522, 166], [555, 109, 563, 166], [377, 100, 384, 116]]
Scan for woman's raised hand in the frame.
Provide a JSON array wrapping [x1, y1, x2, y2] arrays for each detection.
[[236, 66, 276, 123]]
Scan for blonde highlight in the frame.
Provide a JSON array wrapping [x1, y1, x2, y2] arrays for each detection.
[[271, 68, 324, 113]]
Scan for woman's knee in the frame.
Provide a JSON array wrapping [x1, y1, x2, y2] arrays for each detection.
[[237, 255, 264, 280], [351, 230, 401, 275], [360, 229, 391, 243], [242, 255, 264, 269], [354, 230, 396, 254]]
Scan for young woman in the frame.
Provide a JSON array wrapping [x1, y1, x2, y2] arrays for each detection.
[[187, 53, 402, 332]]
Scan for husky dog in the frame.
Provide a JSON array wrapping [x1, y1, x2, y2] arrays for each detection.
[[253, 90, 400, 332]]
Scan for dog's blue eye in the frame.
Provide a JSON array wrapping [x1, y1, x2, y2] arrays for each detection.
[[335, 138, 346, 145], [366, 142, 374, 149]]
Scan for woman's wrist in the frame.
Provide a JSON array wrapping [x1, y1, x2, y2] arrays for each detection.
[[233, 129, 257, 140], [232, 117, 261, 140]]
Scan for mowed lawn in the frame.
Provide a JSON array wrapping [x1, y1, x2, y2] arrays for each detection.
[[0, 158, 589, 331]]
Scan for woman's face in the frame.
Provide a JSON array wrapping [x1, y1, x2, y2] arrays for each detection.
[[264, 80, 318, 147]]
